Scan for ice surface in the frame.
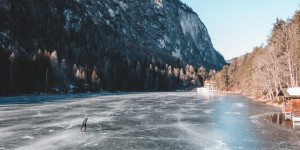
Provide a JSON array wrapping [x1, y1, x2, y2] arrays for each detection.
[[0, 92, 299, 149]]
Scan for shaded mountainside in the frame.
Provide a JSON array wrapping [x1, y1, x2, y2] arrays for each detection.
[[0, 0, 226, 94]]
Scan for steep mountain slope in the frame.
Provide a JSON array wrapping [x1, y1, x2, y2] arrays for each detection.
[[0, 0, 226, 94], [1, 0, 225, 68]]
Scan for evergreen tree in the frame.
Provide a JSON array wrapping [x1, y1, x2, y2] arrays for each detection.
[[9, 52, 16, 89], [91, 70, 101, 91]]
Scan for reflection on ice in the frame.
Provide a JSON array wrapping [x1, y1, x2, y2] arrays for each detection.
[[263, 112, 300, 132], [292, 122, 300, 131], [0, 92, 299, 149]]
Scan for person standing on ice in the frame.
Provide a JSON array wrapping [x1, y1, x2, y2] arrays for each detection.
[[80, 118, 88, 132]]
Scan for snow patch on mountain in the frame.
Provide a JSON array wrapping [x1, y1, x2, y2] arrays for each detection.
[[172, 49, 182, 60]]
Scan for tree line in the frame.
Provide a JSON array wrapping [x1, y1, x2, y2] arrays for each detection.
[[213, 10, 300, 103], [0, 42, 218, 95]]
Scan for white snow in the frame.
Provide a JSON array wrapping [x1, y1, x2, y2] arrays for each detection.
[[287, 87, 300, 96], [108, 8, 115, 18], [22, 136, 34, 139], [158, 38, 166, 48], [172, 48, 182, 60], [105, 20, 110, 25]]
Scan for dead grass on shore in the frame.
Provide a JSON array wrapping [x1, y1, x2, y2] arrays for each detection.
[[218, 90, 282, 108]]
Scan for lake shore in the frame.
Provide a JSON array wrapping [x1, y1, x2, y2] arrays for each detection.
[[219, 90, 282, 108]]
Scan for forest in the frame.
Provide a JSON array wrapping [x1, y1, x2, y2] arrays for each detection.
[[0, 37, 216, 95], [213, 10, 300, 103], [0, 0, 222, 96]]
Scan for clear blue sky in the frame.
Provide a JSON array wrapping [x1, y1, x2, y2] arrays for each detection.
[[180, 0, 299, 60]]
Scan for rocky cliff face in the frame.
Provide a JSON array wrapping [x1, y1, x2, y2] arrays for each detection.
[[0, 0, 226, 69], [0, 0, 227, 93]]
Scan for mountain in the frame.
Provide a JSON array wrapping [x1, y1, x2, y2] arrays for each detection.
[[0, 0, 227, 94]]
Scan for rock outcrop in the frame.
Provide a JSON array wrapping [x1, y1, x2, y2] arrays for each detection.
[[0, 0, 226, 69]]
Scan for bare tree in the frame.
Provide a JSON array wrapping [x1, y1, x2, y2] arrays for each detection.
[[286, 22, 300, 87], [271, 19, 298, 87]]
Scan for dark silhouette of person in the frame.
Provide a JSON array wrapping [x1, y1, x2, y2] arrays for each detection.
[[80, 118, 88, 131]]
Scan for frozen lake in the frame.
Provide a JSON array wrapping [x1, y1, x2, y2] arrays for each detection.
[[0, 92, 300, 149]]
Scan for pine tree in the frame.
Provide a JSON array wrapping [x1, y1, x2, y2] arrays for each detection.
[[144, 67, 150, 91], [91, 70, 101, 91], [9, 52, 15, 89]]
